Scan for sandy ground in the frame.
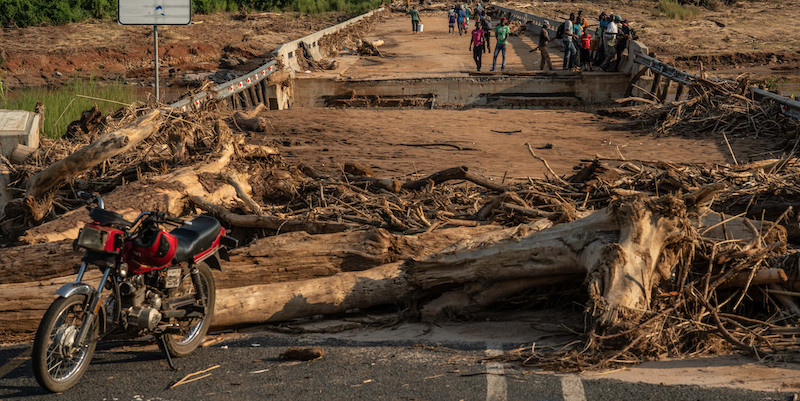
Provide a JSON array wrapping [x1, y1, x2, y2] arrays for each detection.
[[333, 10, 556, 78], [255, 107, 770, 181]]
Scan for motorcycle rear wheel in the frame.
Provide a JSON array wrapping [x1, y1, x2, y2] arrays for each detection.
[[159, 263, 216, 357], [32, 294, 98, 393]]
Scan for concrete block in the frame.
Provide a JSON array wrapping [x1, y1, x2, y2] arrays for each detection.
[[0, 109, 40, 158]]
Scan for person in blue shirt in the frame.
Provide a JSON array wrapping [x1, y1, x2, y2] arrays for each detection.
[[456, 5, 466, 36]]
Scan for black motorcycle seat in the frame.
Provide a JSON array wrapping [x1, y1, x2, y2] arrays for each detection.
[[170, 215, 222, 263], [90, 208, 133, 229]]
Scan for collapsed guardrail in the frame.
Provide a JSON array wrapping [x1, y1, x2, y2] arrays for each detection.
[[169, 7, 384, 111]]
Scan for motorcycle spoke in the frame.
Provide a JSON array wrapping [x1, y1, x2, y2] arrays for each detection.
[[47, 360, 63, 374]]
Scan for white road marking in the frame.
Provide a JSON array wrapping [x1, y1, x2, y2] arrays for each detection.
[[561, 374, 587, 401], [486, 342, 507, 401]]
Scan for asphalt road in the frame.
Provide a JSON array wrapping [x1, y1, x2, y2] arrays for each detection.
[[0, 333, 795, 401]]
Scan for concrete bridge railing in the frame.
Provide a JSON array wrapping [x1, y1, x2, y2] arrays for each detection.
[[170, 7, 384, 111], [272, 7, 384, 73]]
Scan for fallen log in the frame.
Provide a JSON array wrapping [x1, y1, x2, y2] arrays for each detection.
[[20, 140, 237, 244], [233, 104, 268, 132], [0, 225, 506, 338], [213, 196, 689, 329], [190, 195, 360, 234], [402, 166, 507, 192], [24, 110, 162, 211]]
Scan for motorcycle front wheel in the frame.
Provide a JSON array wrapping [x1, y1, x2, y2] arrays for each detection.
[[32, 294, 98, 393], [159, 263, 216, 357]]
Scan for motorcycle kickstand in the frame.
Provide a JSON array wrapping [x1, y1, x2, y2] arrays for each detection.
[[159, 336, 178, 371]]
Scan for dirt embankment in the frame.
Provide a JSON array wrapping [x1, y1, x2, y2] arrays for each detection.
[[0, 12, 342, 90]]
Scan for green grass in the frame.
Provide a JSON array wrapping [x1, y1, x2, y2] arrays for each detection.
[[0, 78, 137, 138], [0, 0, 381, 27], [0, 0, 116, 27], [657, 0, 700, 20]]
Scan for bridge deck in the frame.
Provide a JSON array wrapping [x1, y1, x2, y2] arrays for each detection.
[[314, 11, 571, 80]]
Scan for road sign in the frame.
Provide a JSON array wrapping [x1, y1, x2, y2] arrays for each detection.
[[118, 0, 191, 26], [118, 1, 192, 102]]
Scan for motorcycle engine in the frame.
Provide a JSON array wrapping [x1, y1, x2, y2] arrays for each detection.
[[127, 306, 162, 331], [120, 276, 163, 332]]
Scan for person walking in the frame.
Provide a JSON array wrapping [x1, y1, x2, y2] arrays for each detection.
[[469, 21, 485, 71], [490, 17, 510, 71], [448, 6, 456, 34], [456, 5, 466, 35], [475, 2, 484, 18], [533, 21, 553, 70], [407, 6, 420, 34], [481, 14, 492, 53], [561, 13, 576, 70]]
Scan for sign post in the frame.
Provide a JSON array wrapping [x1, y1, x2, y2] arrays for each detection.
[[118, 1, 192, 103]]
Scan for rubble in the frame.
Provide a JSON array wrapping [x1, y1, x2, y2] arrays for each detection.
[[3, 90, 800, 371]]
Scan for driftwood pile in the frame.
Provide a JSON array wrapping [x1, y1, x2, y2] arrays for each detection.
[[4, 98, 800, 371], [609, 76, 800, 150]]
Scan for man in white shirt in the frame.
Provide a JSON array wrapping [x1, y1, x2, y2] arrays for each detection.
[[601, 15, 619, 71]]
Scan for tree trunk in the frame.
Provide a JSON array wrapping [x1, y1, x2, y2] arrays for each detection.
[[25, 110, 162, 205], [0, 225, 503, 337], [20, 142, 237, 244]]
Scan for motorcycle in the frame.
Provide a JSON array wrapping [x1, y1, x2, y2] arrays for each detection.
[[32, 191, 237, 393]]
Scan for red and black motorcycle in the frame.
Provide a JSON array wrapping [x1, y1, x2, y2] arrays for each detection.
[[32, 191, 237, 392]]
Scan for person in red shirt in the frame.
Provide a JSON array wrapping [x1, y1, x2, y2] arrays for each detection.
[[580, 31, 593, 71], [469, 21, 485, 71]]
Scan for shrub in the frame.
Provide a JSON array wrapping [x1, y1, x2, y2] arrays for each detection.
[[657, 0, 700, 20]]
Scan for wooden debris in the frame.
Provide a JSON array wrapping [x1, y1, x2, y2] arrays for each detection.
[[169, 365, 220, 389]]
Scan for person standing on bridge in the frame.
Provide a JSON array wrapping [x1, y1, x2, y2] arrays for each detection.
[[407, 6, 421, 34], [531, 21, 554, 71], [481, 14, 492, 54], [571, 14, 583, 69], [600, 15, 619, 71], [469, 21, 486, 71], [561, 13, 577, 70], [490, 17, 510, 72]]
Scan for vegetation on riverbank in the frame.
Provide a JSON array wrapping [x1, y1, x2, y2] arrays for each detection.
[[0, 79, 136, 138], [0, 0, 380, 27]]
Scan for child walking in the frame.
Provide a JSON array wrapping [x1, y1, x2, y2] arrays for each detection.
[[469, 21, 485, 71]]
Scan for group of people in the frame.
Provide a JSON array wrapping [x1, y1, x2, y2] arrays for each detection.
[[445, 4, 509, 71], [409, 4, 634, 73], [558, 10, 634, 72]]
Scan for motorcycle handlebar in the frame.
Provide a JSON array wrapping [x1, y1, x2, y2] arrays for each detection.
[[165, 215, 186, 225], [77, 191, 104, 209]]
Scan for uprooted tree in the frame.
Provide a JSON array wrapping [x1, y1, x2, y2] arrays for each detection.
[[3, 83, 800, 368]]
